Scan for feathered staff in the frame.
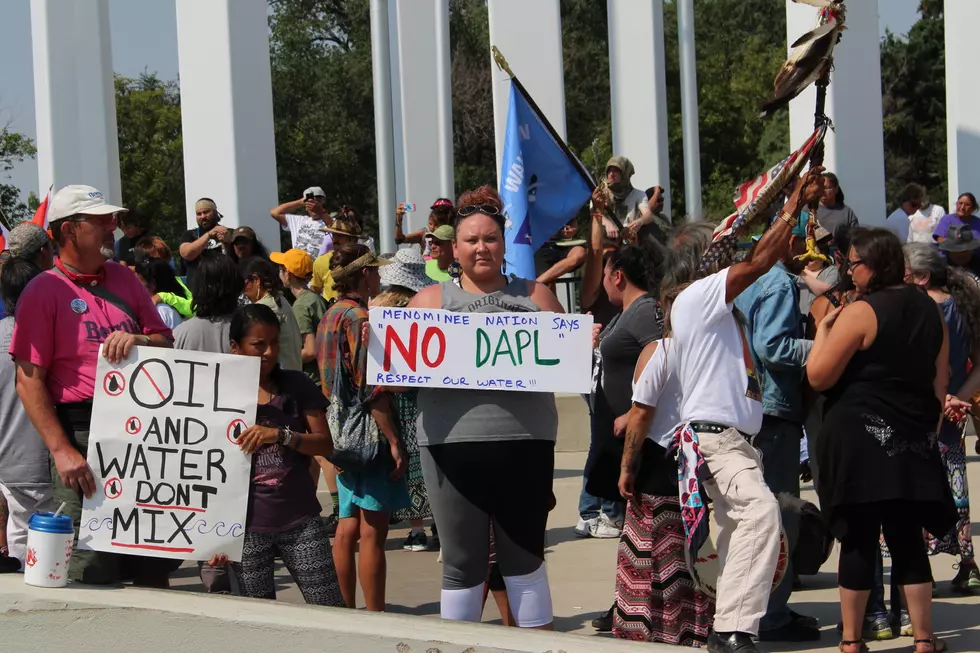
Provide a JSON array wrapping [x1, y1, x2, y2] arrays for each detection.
[[762, 0, 845, 265]]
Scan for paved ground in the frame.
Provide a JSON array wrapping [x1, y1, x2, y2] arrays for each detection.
[[168, 396, 980, 652]]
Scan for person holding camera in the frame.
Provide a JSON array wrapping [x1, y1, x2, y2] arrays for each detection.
[[178, 198, 228, 286], [270, 186, 333, 260]]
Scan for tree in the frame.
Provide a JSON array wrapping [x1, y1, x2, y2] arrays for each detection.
[[880, 1, 947, 211], [114, 73, 186, 248], [0, 124, 38, 226]]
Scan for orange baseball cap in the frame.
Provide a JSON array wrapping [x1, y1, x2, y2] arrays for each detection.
[[270, 248, 314, 279]]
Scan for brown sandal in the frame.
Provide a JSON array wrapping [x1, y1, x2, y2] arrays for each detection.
[[838, 640, 869, 653], [914, 638, 948, 653]]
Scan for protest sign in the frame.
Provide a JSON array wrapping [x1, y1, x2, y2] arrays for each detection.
[[367, 308, 593, 394], [79, 347, 259, 562]]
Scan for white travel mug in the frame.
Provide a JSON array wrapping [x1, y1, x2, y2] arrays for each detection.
[[23, 512, 74, 588]]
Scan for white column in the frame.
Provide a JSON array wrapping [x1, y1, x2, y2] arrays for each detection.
[[488, 0, 567, 181], [945, 1, 980, 210], [677, 0, 702, 221], [390, 0, 455, 237], [607, 0, 671, 216], [370, 0, 397, 253], [787, 0, 886, 225], [175, 0, 280, 249], [31, 0, 121, 202]]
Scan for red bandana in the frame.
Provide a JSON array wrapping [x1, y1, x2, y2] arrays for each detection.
[[55, 257, 105, 287]]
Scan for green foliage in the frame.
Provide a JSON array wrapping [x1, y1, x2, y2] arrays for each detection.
[[114, 73, 186, 248], [881, 3, 948, 211], [0, 125, 38, 226]]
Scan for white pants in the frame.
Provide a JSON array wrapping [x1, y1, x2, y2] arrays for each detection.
[[0, 483, 56, 570], [697, 427, 782, 636]]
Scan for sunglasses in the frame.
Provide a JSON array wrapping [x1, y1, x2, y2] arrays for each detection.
[[456, 204, 502, 218]]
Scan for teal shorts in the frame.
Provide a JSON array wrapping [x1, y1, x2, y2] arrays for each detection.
[[337, 462, 410, 518]]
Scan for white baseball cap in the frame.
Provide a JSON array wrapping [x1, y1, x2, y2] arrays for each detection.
[[48, 184, 127, 222], [303, 186, 326, 198]]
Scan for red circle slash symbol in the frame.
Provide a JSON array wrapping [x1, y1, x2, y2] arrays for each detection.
[[124, 416, 142, 435], [227, 419, 248, 444], [103, 371, 126, 396], [104, 478, 123, 500]]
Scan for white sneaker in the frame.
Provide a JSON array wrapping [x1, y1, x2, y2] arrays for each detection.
[[591, 512, 623, 539], [574, 516, 598, 538]]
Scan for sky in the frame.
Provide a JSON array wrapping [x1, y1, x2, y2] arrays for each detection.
[[0, 0, 924, 201]]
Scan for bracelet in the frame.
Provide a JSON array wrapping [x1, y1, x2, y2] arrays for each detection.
[[778, 211, 798, 228], [277, 426, 293, 447]]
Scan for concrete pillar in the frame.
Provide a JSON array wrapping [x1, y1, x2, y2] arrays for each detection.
[[369, 0, 397, 253], [389, 0, 455, 238], [175, 0, 279, 249], [787, 0, 886, 225], [945, 0, 980, 210], [30, 0, 121, 203], [488, 0, 567, 182], [607, 0, 671, 216]]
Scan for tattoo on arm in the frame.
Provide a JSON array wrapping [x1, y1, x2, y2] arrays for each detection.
[[621, 428, 645, 473]]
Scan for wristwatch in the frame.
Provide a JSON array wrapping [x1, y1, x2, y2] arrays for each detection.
[[277, 426, 293, 447]]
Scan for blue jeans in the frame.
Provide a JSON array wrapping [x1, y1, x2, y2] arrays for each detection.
[[754, 416, 804, 632], [579, 392, 624, 522], [867, 547, 902, 619]]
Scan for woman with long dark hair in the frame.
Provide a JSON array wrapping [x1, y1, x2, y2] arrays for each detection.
[[905, 242, 980, 591], [208, 303, 342, 606], [810, 171, 859, 236], [173, 254, 244, 353], [807, 228, 956, 653]]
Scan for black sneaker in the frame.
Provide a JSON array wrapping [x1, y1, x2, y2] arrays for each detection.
[[322, 513, 338, 537], [591, 602, 615, 632], [707, 631, 759, 653], [790, 610, 820, 628], [951, 562, 980, 593], [403, 531, 428, 552], [758, 620, 821, 642]]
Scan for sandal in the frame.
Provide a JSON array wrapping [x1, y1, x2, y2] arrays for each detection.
[[914, 638, 948, 653], [839, 640, 869, 653]]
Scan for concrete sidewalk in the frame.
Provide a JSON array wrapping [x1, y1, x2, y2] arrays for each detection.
[[3, 396, 979, 651]]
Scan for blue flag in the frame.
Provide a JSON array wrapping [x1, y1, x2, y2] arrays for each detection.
[[499, 80, 593, 279]]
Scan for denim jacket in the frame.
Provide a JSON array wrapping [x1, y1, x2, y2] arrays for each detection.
[[733, 262, 811, 423]]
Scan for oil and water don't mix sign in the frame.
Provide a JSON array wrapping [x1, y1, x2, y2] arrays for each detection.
[[366, 308, 594, 394], [79, 348, 259, 562]]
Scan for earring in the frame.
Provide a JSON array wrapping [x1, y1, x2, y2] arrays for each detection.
[[448, 259, 462, 279], [502, 259, 507, 274]]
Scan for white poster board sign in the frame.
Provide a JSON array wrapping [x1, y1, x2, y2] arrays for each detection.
[[366, 308, 593, 394], [79, 347, 259, 562]]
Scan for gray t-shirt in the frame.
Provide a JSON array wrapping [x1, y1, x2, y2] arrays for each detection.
[[174, 316, 233, 354], [0, 317, 49, 487], [813, 203, 859, 238], [598, 295, 662, 417], [416, 277, 559, 446]]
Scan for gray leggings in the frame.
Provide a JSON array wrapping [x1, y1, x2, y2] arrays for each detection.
[[420, 440, 554, 589]]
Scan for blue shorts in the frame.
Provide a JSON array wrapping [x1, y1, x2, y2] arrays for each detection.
[[337, 463, 410, 518]]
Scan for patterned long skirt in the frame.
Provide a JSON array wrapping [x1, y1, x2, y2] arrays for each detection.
[[392, 391, 432, 523], [613, 493, 714, 647], [926, 438, 973, 560]]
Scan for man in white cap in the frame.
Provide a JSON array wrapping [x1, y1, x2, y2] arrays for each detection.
[[11, 184, 175, 586], [270, 186, 334, 259], [178, 197, 228, 286]]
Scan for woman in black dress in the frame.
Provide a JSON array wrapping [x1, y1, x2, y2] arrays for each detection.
[[807, 228, 956, 653]]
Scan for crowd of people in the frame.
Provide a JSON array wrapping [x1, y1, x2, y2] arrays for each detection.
[[0, 159, 976, 653]]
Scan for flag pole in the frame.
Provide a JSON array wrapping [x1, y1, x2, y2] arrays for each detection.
[[492, 46, 595, 192]]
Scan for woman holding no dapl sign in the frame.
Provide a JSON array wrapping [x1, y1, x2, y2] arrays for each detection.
[[405, 186, 566, 629]]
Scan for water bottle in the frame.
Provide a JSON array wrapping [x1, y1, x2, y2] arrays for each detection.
[[24, 512, 74, 588]]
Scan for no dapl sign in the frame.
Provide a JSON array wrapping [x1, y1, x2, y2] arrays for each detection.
[[79, 347, 259, 562]]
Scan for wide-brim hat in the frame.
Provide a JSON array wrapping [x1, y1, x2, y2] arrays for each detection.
[[939, 224, 980, 253], [379, 247, 435, 293], [321, 217, 362, 237]]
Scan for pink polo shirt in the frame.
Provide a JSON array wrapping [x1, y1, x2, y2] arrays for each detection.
[[10, 262, 173, 404]]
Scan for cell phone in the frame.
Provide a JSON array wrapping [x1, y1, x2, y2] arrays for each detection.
[[402, 203, 416, 212], [305, 193, 315, 201]]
